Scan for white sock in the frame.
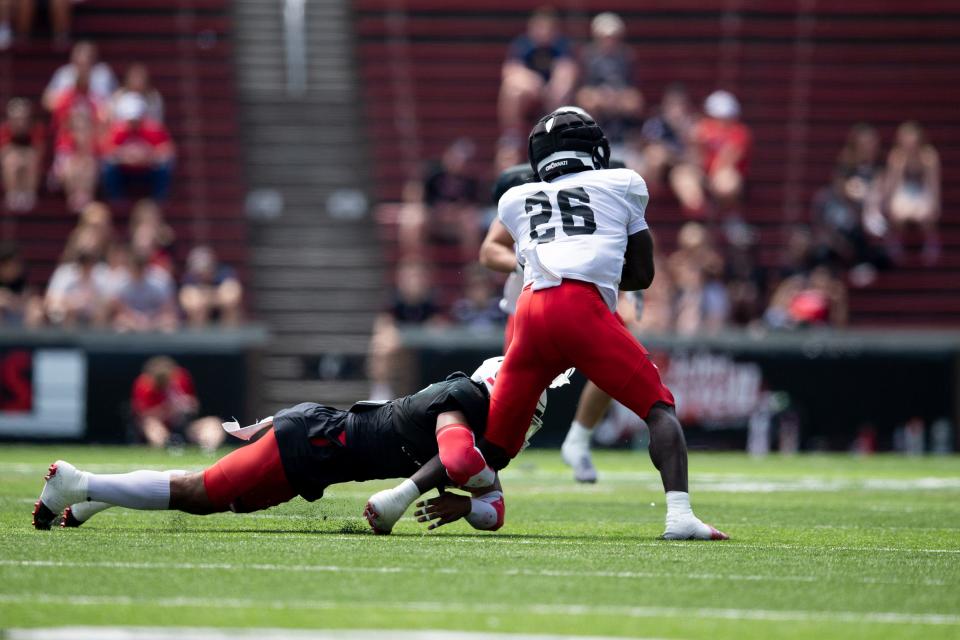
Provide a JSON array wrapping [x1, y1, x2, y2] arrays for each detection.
[[87, 470, 187, 510], [563, 420, 593, 449], [665, 491, 693, 521], [70, 501, 112, 523], [393, 478, 422, 507]]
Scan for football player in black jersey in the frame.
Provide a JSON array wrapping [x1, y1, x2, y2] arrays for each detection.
[[32, 358, 545, 535]]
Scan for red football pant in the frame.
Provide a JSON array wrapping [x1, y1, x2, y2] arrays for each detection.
[[203, 429, 297, 512], [486, 279, 675, 458]]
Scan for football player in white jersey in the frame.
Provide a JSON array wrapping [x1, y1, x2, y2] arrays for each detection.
[[482, 162, 639, 483], [478, 107, 727, 540]]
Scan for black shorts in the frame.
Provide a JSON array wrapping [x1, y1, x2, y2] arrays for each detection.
[[272, 402, 356, 502]]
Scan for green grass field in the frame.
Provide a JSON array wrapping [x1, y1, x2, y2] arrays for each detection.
[[1, 446, 958, 640]]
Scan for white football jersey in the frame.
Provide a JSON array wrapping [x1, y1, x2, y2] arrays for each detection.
[[498, 168, 649, 312]]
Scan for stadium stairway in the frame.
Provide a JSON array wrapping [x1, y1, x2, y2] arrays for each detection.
[[233, 0, 380, 410], [355, 0, 960, 326]]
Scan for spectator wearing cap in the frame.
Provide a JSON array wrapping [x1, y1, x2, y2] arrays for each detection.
[[102, 94, 175, 203], [575, 12, 643, 145], [43, 41, 117, 112], [498, 6, 578, 134], [672, 90, 752, 217], [1, 98, 45, 213], [179, 245, 243, 327]]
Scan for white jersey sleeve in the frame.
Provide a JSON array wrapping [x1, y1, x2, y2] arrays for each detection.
[[626, 171, 650, 235]]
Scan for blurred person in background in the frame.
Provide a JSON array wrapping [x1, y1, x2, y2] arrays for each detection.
[[398, 138, 480, 258], [367, 259, 442, 401], [777, 224, 816, 281], [764, 265, 848, 329], [635, 84, 695, 194], [1, 98, 45, 213], [0, 0, 10, 49], [5, 0, 82, 47], [575, 12, 643, 146], [130, 356, 223, 451], [450, 264, 506, 330], [179, 245, 243, 327], [498, 7, 577, 134], [101, 242, 132, 300], [101, 94, 175, 203], [50, 104, 100, 212], [43, 248, 110, 328], [671, 90, 751, 218], [110, 62, 164, 123], [129, 198, 175, 274], [882, 121, 941, 264], [43, 41, 116, 111], [668, 222, 729, 335], [809, 123, 888, 286], [0, 242, 43, 327], [722, 223, 766, 326], [109, 251, 177, 333]]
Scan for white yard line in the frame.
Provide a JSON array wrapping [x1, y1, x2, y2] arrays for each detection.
[[0, 593, 957, 627], [0, 559, 948, 587], [2, 627, 668, 640]]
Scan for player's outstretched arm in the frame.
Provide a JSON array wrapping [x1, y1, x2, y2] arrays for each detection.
[[479, 220, 518, 274], [620, 229, 655, 291], [435, 410, 495, 488]]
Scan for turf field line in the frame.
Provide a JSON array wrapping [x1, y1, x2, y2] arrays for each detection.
[[1, 593, 958, 626], [0, 559, 948, 587], [3, 628, 671, 640], [4, 528, 959, 554]]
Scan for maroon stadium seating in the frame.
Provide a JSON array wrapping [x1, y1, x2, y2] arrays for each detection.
[[356, 0, 960, 325], [1, 0, 247, 287]]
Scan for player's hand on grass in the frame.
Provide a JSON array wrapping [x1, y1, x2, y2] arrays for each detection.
[[415, 490, 471, 530]]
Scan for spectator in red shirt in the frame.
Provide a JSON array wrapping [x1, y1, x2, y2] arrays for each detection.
[[1, 98, 45, 213], [101, 94, 174, 203], [672, 90, 752, 217], [50, 106, 100, 212], [130, 356, 224, 451]]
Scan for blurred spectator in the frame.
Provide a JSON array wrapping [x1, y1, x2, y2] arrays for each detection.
[[179, 245, 243, 327], [102, 242, 132, 300], [50, 103, 101, 212], [130, 356, 224, 451], [110, 62, 164, 123], [129, 198, 175, 273], [1, 98, 45, 213], [367, 260, 441, 401], [835, 123, 885, 234], [765, 265, 848, 329], [672, 90, 751, 217], [882, 121, 941, 264], [44, 247, 110, 328], [43, 41, 117, 112], [399, 138, 480, 259], [498, 7, 577, 133], [102, 94, 175, 203], [450, 264, 506, 330], [777, 224, 816, 281], [635, 84, 695, 192], [723, 223, 766, 326], [110, 251, 178, 332], [0, 242, 43, 327], [668, 222, 728, 335], [575, 12, 643, 145], [6, 0, 80, 47]]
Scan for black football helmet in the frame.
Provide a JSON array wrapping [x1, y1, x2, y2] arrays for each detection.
[[492, 164, 536, 204], [528, 107, 610, 182]]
